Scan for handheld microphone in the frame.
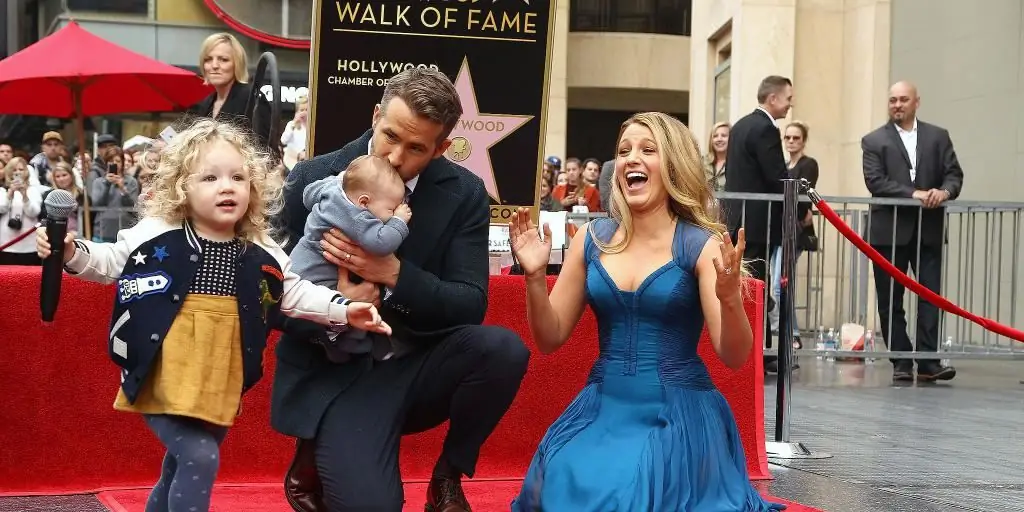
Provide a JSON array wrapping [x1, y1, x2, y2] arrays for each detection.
[[40, 189, 77, 323]]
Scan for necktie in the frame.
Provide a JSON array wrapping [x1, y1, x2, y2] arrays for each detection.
[[405, 185, 413, 203]]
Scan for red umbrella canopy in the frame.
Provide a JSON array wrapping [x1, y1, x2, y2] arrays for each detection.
[[0, 20, 212, 118]]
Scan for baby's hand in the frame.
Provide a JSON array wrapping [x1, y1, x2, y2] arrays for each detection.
[[394, 203, 412, 223], [345, 302, 392, 335]]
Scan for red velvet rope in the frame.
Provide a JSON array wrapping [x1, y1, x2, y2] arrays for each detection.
[[0, 225, 36, 253], [813, 197, 1024, 343]]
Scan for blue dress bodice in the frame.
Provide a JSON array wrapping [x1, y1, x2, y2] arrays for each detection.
[[585, 218, 715, 392]]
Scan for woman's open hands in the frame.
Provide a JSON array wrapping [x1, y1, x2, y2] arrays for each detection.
[[712, 228, 745, 302], [508, 207, 552, 278]]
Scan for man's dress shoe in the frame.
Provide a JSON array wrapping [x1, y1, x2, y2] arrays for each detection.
[[284, 438, 326, 512], [425, 475, 471, 512]]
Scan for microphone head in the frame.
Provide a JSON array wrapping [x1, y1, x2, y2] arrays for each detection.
[[44, 189, 77, 219]]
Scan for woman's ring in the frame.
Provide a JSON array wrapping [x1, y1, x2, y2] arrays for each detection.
[[345, 252, 352, 262], [724, 268, 732, 275]]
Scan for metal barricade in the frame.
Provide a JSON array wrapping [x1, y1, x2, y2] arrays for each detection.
[[712, 191, 1024, 361], [86, 195, 1024, 363]]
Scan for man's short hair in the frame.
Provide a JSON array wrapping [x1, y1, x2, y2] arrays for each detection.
[[379, 68, 463, 142], [756, 75, 793, 104]]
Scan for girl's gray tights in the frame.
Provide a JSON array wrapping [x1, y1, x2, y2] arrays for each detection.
[[143, 414, 229, 512]]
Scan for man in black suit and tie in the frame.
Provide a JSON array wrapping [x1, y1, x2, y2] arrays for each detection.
[[271, 68, 530, 511], [723, 75, 793, 373], [862, 81, 962, 383]]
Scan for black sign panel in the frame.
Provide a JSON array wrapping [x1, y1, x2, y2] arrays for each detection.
[[308, 0, 556, 220]]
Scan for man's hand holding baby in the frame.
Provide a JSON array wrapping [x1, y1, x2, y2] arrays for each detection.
[[394, 203, 412, 224], [322, 228, 401, 288]]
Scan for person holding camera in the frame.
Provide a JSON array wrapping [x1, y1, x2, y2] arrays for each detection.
[[0, 156, 44, 265], [89, 146, 139, 243]]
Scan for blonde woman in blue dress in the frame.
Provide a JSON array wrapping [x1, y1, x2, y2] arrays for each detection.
[[509, 112, 786, 511]]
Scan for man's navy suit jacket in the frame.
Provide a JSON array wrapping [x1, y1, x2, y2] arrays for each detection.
[[270, 129, 492, 439]]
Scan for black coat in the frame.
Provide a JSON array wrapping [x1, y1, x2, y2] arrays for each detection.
[[722, 109, 788, 245], [270, 130, 492, 439], [189, 81, 272, 149], [861, 120, 963, 246]]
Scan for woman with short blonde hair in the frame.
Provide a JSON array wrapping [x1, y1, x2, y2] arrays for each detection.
[[188, 33, 271, 148]]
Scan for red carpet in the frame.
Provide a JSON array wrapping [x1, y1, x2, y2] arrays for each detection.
[[96, 482, 820, 511], [0, 267, 806, 506]]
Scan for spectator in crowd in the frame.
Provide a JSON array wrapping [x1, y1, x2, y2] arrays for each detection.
[[552, 157, 601, 212], [581, 157, 601, 186], [42, 161, 84, 234], [543, 155, 561, 184], [89, 146, 139, 242], [598, 159, 614, 212], [723, 75, 793, 374], [538, 173, 560, 212], [281, 94, 309, 171], [703, 121, 730, 192], [769, 121, 819, 347], [0, 157, 44, 265], [29, 131, 65, 187], [862, 81, 962, 382], [87, 134, 120, 190], [188, 32, 272, 149], [134, 150, 160, 209], [0, 142, 13, 169]]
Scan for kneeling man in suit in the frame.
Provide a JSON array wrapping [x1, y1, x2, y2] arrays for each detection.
[[272, 67, 530, 512]]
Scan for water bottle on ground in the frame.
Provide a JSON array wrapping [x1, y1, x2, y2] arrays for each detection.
[[864, 330, 876, 364], [941, 336, 953, 367], [825, 327, 837, 362], [815, 326, 826, 361]]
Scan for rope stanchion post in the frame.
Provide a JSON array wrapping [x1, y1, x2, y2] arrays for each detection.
[[765, 178, 832, 460]]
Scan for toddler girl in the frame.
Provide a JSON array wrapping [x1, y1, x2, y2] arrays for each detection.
[[36, 119, 390, 512]]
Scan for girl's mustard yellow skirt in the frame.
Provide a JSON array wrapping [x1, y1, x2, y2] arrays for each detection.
[[114, 294, 244, 427]]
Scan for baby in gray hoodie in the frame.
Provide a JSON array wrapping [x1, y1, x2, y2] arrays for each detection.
[[290, 154, 412, 362]]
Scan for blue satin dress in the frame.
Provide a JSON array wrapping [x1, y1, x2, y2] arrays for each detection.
[[512, 218, 784, 511]]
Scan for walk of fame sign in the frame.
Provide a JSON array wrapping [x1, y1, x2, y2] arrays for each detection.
[[306, 0, 556, 221]]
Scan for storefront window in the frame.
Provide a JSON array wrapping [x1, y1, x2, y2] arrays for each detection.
[[714, 58, 731, 124], [67, 0, 148, 15], [570, 0, 691, 36], [286, 0, 314, 39], [203, 0, 312, 48]]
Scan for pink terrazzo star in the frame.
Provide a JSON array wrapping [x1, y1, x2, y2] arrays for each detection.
[[444, 58, 534, 202]]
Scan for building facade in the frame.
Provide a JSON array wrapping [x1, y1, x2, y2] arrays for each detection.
[[5, 0, 1022, 201], [3, 0, 695, 163], [689, 0, 1024, 202]]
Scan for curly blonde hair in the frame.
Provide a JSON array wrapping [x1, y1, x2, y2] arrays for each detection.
[[144, 119, 282, 243], [593, 112, 751, 278]]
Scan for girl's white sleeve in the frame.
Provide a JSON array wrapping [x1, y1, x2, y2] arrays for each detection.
[[64, 218, 157, 284], [262, 234, 350, 327]]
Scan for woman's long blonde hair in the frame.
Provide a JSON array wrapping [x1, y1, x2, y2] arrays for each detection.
[[593, 112, 726, 253], [2, 156, 28, 184], [144, 119, 282, 243], [593, 113, 750, 283]]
